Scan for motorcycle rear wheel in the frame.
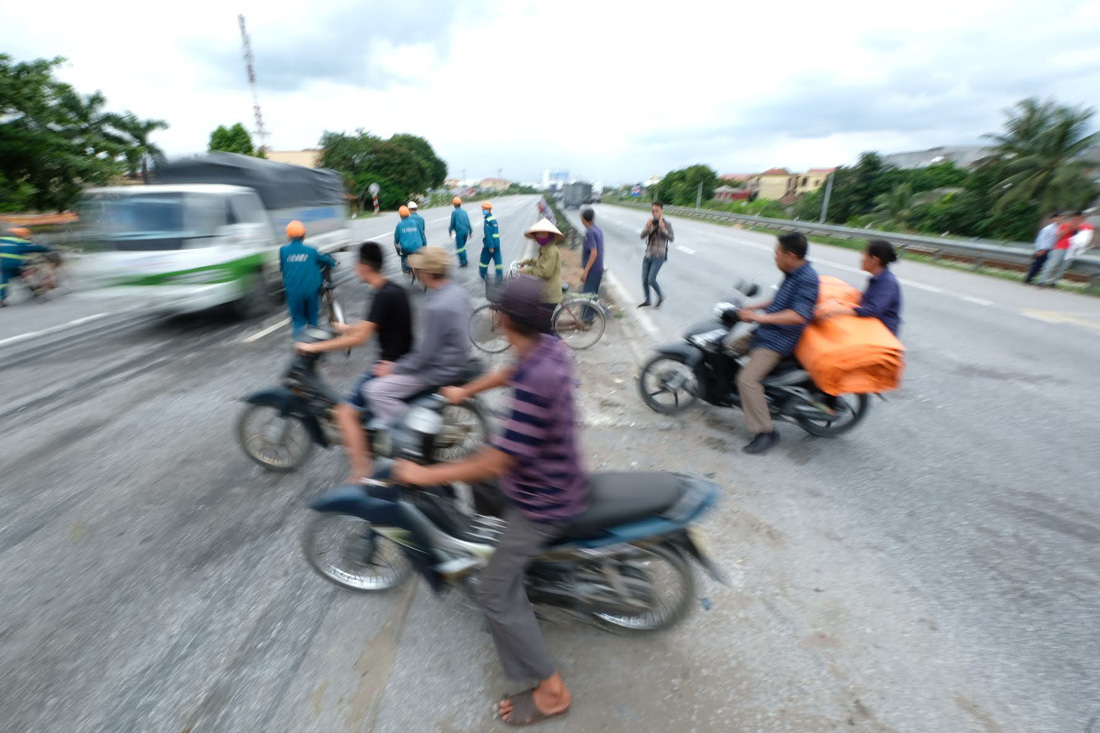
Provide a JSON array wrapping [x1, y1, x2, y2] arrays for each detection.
[[433, 401, 490, 463], [303, 514, 413, 592], [590, 544, 695, 633], [796, 393, 871, 437], [236, 404, 315, 472]]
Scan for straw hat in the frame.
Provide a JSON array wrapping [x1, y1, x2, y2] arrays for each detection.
[[523, 217, 564, 244], [408, 246, 452, 275]]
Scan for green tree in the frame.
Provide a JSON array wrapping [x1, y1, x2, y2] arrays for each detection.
[[654, 164, 717, 206], [0, 54, 167, 211], [208, 123, 260, 156], [116, 114, 168, 182], [318, 129, 446, 206], [985, 98, 1098, 212], [871, 183, 917, 230], [389, 133, 447, 188]]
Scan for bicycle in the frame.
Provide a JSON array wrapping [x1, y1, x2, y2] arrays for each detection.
[[468, 261, 609, 353], [319, 264, 346, 328], [395, 243, 427, 291]]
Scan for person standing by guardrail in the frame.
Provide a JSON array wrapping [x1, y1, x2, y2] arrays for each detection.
[[448, 196, 472, 268], [1038, 211, 1086, 287], [639, 201, 673, 308], [1025, 212, 1063, 285]]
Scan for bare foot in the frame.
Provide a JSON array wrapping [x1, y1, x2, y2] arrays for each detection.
[[496, 674, 570, 724]]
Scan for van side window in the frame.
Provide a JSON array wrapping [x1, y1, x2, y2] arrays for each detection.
[[232, 194, 266, 224]]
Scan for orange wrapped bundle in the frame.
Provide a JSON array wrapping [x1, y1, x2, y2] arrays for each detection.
[[794, 276, 905, 395]]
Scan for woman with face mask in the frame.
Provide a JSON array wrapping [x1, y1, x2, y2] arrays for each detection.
[[519, 218, 565, 330]]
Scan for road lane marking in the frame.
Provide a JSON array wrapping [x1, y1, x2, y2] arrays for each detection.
[[1021, 310, 1100, 329], [961, 296, 993, 306], [676, 245, 696, 255], [242, 318, 290, 343], [0, 310, 125, 346]]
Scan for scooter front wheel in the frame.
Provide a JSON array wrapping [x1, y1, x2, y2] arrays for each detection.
[[303, 514, 413, 592], [638, 354, 700, 415], [236, 404, 315, 472]]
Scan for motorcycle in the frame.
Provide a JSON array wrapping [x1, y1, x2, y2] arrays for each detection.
[[303, 397, 727, 633], [237, 326, 490, 472], [637, 281, 871, 437]]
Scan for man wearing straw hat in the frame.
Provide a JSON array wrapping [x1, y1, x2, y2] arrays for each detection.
[[518, 217, 564, 331]]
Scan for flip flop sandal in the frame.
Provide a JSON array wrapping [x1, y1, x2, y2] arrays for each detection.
[[492, 688, 570, 727]]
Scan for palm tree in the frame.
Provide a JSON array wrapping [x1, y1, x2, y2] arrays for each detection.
[[116, 115, 168, 182], [985, 98, 1099, 212], [871, 183, 917, 230]]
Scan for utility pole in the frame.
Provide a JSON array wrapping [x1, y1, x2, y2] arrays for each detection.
[[819, 172, 834, 224], [238, 15, 269, 152], [696, 181, 703, 209]]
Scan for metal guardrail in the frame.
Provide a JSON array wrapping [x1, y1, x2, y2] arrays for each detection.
[[611, 201, 1100, 288]]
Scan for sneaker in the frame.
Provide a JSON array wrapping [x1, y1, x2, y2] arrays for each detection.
[[743, 432, 779, 454]]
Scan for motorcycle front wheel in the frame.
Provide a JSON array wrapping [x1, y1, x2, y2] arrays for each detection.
[[302, 514, 413, 592], [590, 544, 696, 633], [236, 404, 315, 472], [638, 354, 700, 415]]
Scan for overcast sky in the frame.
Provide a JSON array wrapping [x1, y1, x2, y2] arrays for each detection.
[[6, 0, 1099, 184]]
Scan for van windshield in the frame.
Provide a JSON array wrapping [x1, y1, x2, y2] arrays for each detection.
[[80, 192, 228, 251]]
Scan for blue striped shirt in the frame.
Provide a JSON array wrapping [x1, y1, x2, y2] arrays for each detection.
[[493, 335, 589, 522], [751, 262, 819, 356]]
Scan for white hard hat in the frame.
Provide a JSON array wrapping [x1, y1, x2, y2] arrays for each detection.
[[408, 201, 418, 209]]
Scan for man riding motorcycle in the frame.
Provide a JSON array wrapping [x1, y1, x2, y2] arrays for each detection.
[[394, 275, 585, 726], [0, 227, 52, 306]]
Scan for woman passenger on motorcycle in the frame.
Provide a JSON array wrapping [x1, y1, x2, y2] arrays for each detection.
[[394, 275, 586, 726], [820, 239, 903, 335]]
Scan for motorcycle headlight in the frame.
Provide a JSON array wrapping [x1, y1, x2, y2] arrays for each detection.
[[390, 406, 443, 462]]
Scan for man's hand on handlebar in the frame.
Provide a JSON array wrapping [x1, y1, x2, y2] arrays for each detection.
[[295, 342, 319, 354], [440, 386, 467, 405]]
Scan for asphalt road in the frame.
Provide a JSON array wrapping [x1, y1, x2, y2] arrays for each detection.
[[563, 202, 1100, 731]]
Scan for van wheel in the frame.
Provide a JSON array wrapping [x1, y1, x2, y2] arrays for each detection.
[[232, 270, 272, 320]]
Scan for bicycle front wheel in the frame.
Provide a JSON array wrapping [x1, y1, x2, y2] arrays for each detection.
[[469, 303, 510, 353], [552, 299, 605, 349]]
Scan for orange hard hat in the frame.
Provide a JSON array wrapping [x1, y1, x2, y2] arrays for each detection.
[[398, 206, 411, 217], [453, 196, 462, 205], [10, 227, 31, 238], [481, 201, 493, 210], [285, 220, 306, 239]]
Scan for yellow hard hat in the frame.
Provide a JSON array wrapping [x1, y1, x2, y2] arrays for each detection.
[[481, 201, 493, 210], [453, 196, 462, 205], [399, 206, 410, 217], [285, 220, 306, 239]]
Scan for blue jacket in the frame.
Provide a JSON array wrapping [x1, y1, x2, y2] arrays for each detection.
[[279, 239, 336, 296], [482, 211, 500, 250], [395, 217, 425, 254], [410, 212, 427, 242], [0, 237, 51, 274], [449, 208, 472, 236]]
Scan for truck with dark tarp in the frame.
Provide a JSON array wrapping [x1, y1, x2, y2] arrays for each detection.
[[74, 153, 352, 316], [562, 182, 593, 209]]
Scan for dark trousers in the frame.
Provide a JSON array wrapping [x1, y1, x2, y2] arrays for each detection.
[[455, 232, 469, 266], [582, 269, 603, 323], [642, 257, 665, 302], [1025, 250, 1049, 284], [286, 291, 319, 338], [477, 508, 565, 681]]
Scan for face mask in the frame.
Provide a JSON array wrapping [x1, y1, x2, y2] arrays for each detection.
[[535, 234, 553, 246]]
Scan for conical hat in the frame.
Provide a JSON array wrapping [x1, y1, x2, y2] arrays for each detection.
[[523, 217, 564, 243]]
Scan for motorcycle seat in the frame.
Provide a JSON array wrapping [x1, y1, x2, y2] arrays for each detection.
[[559, 472, 686, 539]]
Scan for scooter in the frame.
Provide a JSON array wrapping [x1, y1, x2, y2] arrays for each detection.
[[302, 396, 727, 633], [637, 282, 872, 437], [237, 327, 490, 472]]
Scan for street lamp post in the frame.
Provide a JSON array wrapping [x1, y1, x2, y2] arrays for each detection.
[[819, 173, 834, 224]]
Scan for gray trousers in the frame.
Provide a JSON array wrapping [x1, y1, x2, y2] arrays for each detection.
[[728, 332, 783, 434], [1038, 248, 1070, 285], [363, 373, 429, 423], [477, 507, 565, 681]]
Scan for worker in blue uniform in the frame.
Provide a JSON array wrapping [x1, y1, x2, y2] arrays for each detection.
[[479, 201, 503, 283], [0, 227, 51, 307], [279, 220, 337, 337], [394, 205, 426, 274], [408, 201, 427, 245], [448, 196, 471, 267]]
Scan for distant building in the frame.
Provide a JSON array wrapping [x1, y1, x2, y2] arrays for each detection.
[[266, 149, 322, 168], [541, 170, 570, 190], [479, 177, 511, 191], [882, 145, 989, 170], [795, 168, 835, 196], [719, 173, 752, 186], [744, 167, 834, 201], [715, 185, 751, 202]]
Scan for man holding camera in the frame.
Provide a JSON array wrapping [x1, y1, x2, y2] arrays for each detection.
[[639, 202, 673, 308]]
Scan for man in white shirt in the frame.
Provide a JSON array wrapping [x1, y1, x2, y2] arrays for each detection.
[[1025, 212, 1062, 285]]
